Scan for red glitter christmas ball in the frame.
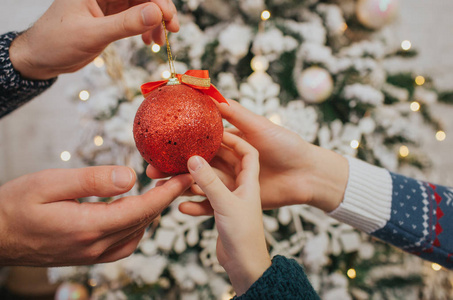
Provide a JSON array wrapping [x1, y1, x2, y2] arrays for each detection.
[[133, 84, 224, 174]]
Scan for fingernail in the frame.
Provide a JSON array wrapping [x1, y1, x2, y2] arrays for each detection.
[[188, 156, 204, 172], [112, 168, 134, 188], [142, 6, 157, 27]]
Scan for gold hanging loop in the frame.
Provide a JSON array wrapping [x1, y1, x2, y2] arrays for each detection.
[[161, 15, 177, 82]]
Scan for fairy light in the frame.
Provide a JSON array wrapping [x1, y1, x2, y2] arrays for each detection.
[[221, 290, 236, 300], [401, 40, 412, 51], [268, 113, 282, 125], [415, 75, 425, 86], [399, 145, 409, 157], [93, 57, 104, 68], [151, 44, 161, 53], [161, 70, 171, 79], [88, 279, 98, 287], [60, 151, 71, 162], [251, 55, 269, 72], [347, 268, 357, 279], [431, 263, 442, 271], [436, 130, 446, 141], [410, 101, 420, 112], [94, 135, 104, 146], [261, 10, 271, 21], [79, 90, 90, 101], [340, 22, 348, 32], [350, 140, 360, 149]]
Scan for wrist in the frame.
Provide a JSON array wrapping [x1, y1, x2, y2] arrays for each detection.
[[9, 32, 55, 80], [224, 255, 271, 296], [304, 145, 349, 212], [328, 156, 392, 233]]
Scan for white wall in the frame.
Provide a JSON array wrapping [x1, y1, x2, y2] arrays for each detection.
[[0, 0, 82, 184], [1, 0, 453, 185], [392, 0, 453, 185]]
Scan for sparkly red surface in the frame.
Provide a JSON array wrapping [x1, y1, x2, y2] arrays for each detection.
[[133, 84, 224, 174]]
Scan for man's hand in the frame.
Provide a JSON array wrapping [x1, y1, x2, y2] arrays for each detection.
[[0, 165, 192, 267], [9, 0, 179, 80]]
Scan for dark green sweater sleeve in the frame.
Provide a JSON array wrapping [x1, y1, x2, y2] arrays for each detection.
[[233, 255, 320, 300]]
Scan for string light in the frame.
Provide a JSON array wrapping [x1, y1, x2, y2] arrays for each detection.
[[161, 70, 171, 79], [261, 10, 271, 21], [88, 279, 98, 287], [151, 44, 161, 53], [79, 90, 90, 101], [436, 130, 446, 141], [431, 263, 442, 271], [401, 40, 412, 51], [60, 151, 71, 162], [410, 101, 420, 112], [415, 75, 425, 86], [268, 113, 282, 125], [94, 135, 104, 146], [251, 55, 269, 72], [350, 140, 360, 149], [347, 268, 357, 279], [221, 290, 236, 300], [399, 145, 409, 157], [93, 57, 104, 68], [340, 22, 348, 32]]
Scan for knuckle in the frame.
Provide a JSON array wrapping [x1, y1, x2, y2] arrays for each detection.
[[120, 13, 130, 33], [201, 171, 218, 189], [25, 169, 55, 189], [77, 168, 100, 194], [76, 230, 102, 246], [250, 147, 259, 158], [84, 246, 105, 261]]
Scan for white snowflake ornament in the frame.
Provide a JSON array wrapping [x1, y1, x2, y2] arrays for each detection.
[[279, 100, 319, 143], [240, 72, 280, 115], [217, 23, 253, 64]]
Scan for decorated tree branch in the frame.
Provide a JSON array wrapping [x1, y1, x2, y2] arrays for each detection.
[[50, 0, 453, 299]]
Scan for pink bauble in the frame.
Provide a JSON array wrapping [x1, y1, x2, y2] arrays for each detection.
[[54, 282, 89, 300], [356, 0, 399, 29], [297, 67, 333, 104]]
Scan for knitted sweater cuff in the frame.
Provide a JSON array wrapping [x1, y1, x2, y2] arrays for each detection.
[[0, 31, 57, 118], [234, 255, 320, 300], [328, 156, 393, 234]]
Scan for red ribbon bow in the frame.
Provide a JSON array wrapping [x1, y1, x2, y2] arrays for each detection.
[[141, 70, 228, 104]]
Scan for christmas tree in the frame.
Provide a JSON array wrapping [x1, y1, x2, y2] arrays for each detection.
[[50, 0, 453, 299]]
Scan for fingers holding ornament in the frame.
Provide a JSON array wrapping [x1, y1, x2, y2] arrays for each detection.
[[179, 199, 214, 216]]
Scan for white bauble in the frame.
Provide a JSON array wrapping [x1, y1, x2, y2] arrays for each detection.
[[297, 66, 334, 103], [356, 0, 398, 29], [55, 282, 89, 300]]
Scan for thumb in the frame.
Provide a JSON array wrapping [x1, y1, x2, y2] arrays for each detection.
[[97, 3, 163, 44], [187, 156, 231, 212], [30, 166, 136, 202]]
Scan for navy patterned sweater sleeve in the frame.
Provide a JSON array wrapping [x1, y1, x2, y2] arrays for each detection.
[[0, 31, 57, 118], [372, 172, 453, 268], [233, 255, 320, 300], [329, 156, 453, 269]]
